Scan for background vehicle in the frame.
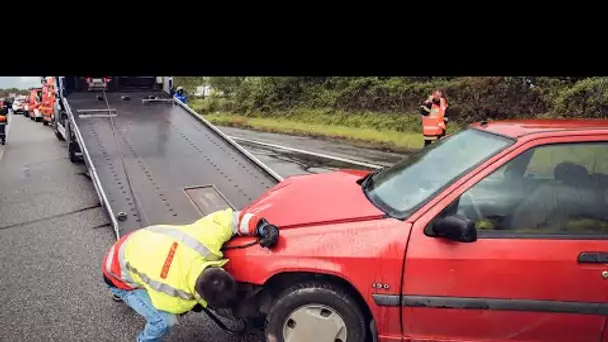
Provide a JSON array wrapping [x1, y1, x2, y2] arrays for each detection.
[[4, 96, 13, 109], [85, 76, 111, 91], [12, 95, 28, 116], [39, 77, 55, 125], [219, 119, 608, 342], [28, 88, 43, 122]]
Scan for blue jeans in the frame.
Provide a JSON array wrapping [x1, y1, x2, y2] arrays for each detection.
[[109, 286, 178, 342]]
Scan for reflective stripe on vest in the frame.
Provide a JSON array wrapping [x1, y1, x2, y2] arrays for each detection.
[[238, 213, 255, 235], [146, 225, 220, 261], [114, 225, 221, 299], [125, 261, 195, 300], [104, 235, 139, 288]]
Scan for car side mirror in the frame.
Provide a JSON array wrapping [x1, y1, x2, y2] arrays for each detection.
[[430, 215, 477, 243]]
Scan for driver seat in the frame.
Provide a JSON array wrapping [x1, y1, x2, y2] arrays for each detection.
[[509, 162, 599, 231]]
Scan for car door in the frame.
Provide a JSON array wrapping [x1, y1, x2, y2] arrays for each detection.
[[401, 136, 608, 342]]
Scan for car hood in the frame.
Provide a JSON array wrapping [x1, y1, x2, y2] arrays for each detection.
[[240, 169, 385, 229]]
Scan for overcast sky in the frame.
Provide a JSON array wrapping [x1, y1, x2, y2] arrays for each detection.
[[0, 77, 41, 89]]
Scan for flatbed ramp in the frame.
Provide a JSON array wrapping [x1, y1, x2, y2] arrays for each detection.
[[64, 91, 281, 236]]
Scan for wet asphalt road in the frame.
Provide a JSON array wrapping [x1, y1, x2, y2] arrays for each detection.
[[219, 126, 405, 168], [0, 113, 265, 342], [0, 113, 401, 342]]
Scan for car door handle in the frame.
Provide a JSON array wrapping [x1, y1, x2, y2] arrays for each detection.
[[578, 252, 608, 264]]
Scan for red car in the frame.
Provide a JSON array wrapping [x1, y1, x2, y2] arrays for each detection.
[[221, 119, 608, 342]]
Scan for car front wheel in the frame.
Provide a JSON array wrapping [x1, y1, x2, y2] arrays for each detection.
[[265, 282, 367, 342]]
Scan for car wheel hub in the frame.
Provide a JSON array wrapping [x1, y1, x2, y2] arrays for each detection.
[[282, 304, 347, 342]]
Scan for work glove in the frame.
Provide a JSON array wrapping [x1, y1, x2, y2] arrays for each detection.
[[256, 219, 280, 248]]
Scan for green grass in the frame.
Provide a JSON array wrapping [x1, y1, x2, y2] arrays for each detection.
[[205, 113, 424, 152], [190, 101, 461, 152]]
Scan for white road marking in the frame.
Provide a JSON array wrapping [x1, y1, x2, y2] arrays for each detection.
[[229, 136, 383, 169]]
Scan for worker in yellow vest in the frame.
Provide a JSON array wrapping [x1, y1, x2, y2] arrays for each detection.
[[102, 208, 280, 342], [420, 89, 449, 146]]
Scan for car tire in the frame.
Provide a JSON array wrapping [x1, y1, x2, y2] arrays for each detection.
[[265, 282, 367, 342], [43, 120, 48, 126]]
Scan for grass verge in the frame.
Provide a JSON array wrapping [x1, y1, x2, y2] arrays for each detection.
[[196, 107, 461, 153], [205, 113, 422, 152]]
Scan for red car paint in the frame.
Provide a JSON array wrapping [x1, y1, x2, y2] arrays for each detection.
[[225, 119, 608, 342]]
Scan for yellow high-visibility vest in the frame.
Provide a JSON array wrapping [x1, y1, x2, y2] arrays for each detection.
[[123, 209, 237, 314]]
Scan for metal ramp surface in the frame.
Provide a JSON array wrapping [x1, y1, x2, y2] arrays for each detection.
[[64, 91, 281, 236]]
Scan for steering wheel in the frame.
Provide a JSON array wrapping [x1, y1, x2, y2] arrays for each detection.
[[460, 192, 482, 221]]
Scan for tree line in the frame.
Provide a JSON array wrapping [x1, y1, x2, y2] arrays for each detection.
[[175, 77, 608, 125]]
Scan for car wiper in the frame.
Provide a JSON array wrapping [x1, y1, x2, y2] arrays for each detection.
[[358, 167, 382, 189]]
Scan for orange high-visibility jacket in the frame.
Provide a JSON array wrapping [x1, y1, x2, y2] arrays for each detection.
[[421, 97, 447, 138]]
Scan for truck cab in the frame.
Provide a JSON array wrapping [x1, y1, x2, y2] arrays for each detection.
[[222, 119, 608, 342]]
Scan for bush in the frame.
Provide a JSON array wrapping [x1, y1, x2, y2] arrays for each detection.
[[553, 77, 608, 118], [180, 76, 608, 129]]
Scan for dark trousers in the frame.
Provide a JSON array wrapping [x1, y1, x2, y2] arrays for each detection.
[[424, 128, 446, 147]]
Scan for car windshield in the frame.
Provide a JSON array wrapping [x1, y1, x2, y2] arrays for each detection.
[[363, 128, 514, 218]]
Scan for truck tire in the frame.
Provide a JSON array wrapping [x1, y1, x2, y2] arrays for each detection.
[[68, 142, 80, 163], [55, 129, 65, 141], [265, 282, 367, 342]]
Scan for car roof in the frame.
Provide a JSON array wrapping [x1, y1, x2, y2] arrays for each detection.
[[470, 119, 608, 138]]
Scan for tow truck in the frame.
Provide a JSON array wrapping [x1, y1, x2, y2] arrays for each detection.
[[53, 76, 282, 237]]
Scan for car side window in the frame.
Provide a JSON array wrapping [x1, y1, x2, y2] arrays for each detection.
[[446, 142, 608, 236]]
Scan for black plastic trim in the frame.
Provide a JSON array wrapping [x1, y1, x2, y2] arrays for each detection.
[[477, 231, 608, 240], [372, 294, 608, 315], [578, 252, 608, 264]]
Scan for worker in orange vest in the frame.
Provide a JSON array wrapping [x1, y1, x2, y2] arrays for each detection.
[[0, 99, 7, 145], [420, 89, 449, 146]]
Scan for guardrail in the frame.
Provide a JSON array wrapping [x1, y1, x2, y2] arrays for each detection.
[[62, 97, 120, 239]]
